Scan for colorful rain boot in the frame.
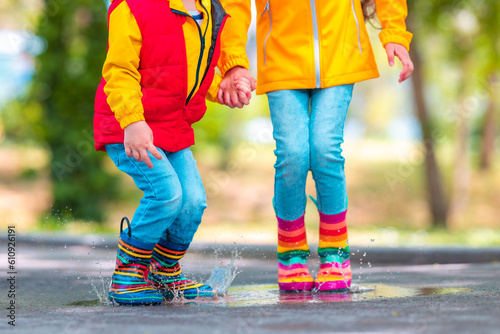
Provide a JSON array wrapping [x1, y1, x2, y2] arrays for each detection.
[[108, 218, 164, 305], [277, 215, 314, 291], [315, 210, 352, 291], [146, 239, 214, 299]]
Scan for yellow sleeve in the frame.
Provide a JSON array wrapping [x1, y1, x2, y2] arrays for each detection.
[[218, 0, 252, 77], [374, 0, 413, 51], [205, 73, 222, 104], [102, 1, 144, 129]]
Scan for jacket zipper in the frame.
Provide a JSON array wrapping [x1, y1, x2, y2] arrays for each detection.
[[197, 12, 229, 98], [351, 0, 363, 54], [309, 0, 321, 88], [261, 1, 272, 66], [172, 3, 210, 105]]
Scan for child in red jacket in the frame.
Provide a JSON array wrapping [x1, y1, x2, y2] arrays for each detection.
[[94, 0, 251, 305]]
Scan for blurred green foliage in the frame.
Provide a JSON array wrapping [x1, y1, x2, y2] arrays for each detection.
[[0, 0, 498, 230], [37, 0, 120, 222], [193, 95, 270, 168], [404, 0, 500, 226], [0, 0, 266, 224], [409, 0, 500, 105], [4, 0, 120, 222]]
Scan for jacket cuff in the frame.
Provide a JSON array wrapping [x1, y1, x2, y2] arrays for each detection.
[[119, 113, 145, 129], [379, 30, 413, 51], [206, 73, 222, 104], [220, 54, 250, 78]]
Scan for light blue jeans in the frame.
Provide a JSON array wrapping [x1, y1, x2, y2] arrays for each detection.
[[106, 144, 207, 245], [267, 85, 354, 221]]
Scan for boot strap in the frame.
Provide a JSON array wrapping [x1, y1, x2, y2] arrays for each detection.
[[120, 217, 132, 238]]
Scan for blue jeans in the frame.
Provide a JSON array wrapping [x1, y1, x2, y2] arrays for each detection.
[[106, 144, 207, 245], [267, 85, 354, 221]]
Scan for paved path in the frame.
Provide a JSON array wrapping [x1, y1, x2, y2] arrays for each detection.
[[0, 239, 499, 333]]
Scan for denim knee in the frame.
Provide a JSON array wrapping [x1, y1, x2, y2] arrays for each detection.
[[179, 191, 207, 224], [275, 145, 310, 181], [153, 181, 183, 225], [310, 138, 344, 172], [163, 185, 207, 245]]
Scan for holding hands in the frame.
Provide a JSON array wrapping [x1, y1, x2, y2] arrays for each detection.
[[218, 66, 256, 108]]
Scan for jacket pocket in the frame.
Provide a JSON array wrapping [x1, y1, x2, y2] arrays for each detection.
[[184, 106, 206, 124], [105, 143, 123, 167], [343, 0, 363, 59], [261, 1, 272, 66]]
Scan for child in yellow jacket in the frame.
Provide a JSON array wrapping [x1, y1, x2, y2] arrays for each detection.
[[217, 0, 413, 291]]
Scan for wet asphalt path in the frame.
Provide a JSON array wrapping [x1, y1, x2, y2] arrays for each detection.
[[0, 240, 499, 334]]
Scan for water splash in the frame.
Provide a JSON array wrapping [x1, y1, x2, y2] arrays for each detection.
[[205, 249, 240, 296], [88, 259, 111, 305]]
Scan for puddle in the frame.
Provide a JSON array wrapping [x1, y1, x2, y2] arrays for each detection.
[[67, 300, 102, 307], [210, 284, 471, 307], [67, 284, 471, 308]]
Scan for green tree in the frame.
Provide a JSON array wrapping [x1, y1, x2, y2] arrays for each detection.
[[28, 0, 118, 222], [407, 0, 500, 227], [406, 0, 450, 227], [474, 0, 500, 170]]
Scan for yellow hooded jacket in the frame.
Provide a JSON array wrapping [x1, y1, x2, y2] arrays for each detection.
[[218, 0, 413, 95]]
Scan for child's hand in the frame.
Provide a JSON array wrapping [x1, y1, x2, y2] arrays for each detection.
[[385, 43, 414, 83], [123, 121, 163, 169], [235, 77, 253, 105], [218, 66, 256, 108]]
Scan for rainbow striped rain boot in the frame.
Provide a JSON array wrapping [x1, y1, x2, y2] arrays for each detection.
[[146, 239, 214, 299], [277, 215, 314, 291], [108, 218, 164, 306], [315, 210, 352, 291]]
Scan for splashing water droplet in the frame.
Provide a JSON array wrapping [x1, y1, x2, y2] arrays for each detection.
[[88, 259, 110, 305], [206, 250, 240, 295]]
